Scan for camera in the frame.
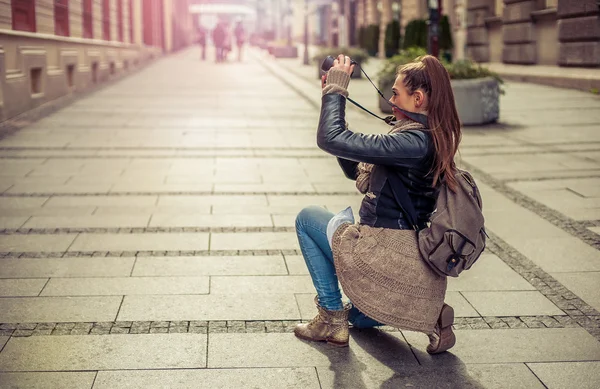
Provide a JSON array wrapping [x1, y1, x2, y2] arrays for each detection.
[[321, 55, 358, 72]]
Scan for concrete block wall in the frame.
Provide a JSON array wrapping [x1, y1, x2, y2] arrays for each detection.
[[0, 34, 160, 122], [466, 0, 494, 62], [557, 0, 600, 67], [502, 0, 537, 64]]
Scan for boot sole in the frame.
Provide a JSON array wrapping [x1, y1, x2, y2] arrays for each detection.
[[426, 304, 456, 355], [438, 304, 454, 328], [294, 331, 349, 347]]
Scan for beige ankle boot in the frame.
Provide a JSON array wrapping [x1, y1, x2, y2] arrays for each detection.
[[427, 303, 456, 354], [294, 296, 351, 347]]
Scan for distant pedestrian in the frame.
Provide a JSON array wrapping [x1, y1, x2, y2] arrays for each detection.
[[234, 21, 246, 62], [197, 24, 207, 61], [212, 22, 226, 63], [222, 22, 233, 62]]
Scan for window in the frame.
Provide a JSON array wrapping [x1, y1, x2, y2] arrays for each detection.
[[11, 0, 36, 32], [117, 0, 123, 42], [54, 0, 69, 37], [102, 0, 110, 41], [83, 0, 93, 38]]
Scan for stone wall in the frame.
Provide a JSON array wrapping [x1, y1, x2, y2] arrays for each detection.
[[502, 0, 537, 64], [466, 0, 494, 62], [557, 0, 600, 67]]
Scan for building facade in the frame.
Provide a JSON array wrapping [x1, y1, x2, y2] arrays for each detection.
[[0, 0, 194, 122], [466, 0, 599, 67]]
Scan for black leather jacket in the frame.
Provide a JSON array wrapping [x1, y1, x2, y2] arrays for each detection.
[[317, 93, 438, 229]]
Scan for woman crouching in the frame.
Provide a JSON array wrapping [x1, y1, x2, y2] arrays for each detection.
[[294, 54, 461, 354]]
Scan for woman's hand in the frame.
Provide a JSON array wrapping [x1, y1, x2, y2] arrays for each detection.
[[332, 54, 355, 76]]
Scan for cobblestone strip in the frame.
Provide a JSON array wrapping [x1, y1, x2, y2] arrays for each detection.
[[4, 316, 596, 337], [0, 191, 357, 197], [0, 154, 330, 159], [0, 146, 318, 151], [0, 226, 297, 235], [487, 231, 600, 340], [461, 161, 600, 250], [0, 249, 302, 258]]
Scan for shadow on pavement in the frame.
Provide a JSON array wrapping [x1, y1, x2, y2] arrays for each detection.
[[303, 328, 486, 389]]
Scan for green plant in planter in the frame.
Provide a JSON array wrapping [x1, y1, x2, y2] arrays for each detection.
[[384, 20, 401, 58], [442, 59, 504, 92], [377, 47, 428, 84]]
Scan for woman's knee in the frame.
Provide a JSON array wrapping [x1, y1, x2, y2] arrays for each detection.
[[295, 205, 326, 230]]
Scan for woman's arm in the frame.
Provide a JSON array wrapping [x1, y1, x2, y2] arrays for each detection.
[[337, 157, 358, 180], [317, 92, 430, 168]]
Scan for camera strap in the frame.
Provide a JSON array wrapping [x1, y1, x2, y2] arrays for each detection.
[[346, 67, 429, 128]]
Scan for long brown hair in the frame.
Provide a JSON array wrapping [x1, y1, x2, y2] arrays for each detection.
[[397, 55, 461, 190]]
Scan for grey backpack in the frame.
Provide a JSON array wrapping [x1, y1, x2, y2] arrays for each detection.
[[388, 168, 487, 277]]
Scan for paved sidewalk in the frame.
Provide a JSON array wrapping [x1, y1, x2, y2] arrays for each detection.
[[0, 46, 599, 388]]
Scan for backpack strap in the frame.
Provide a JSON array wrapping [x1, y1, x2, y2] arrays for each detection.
[[385, 168, 420, 231]]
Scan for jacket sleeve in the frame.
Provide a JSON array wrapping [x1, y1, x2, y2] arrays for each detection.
[[317, 93, 430, 168], [337, 157, 358, 180]]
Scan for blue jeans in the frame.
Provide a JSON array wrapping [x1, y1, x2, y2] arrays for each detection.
[[295, 205, 383, 328]]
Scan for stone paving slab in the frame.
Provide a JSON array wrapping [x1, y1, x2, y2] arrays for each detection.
[[0, 336, 8, 351], [316, 362, 545, 389], [0, 257, 135, 278], [0, 372, 96, 389], [43, 195, 159, 207], [0, 206, 96, 217], [0, 296, 122, 323], [210, 232, 299, 251], [210, 276, 314, 294], [284, 255, 309, 275], [157, 195, 268, 207], [461, 291, 564, 317], [479, 182, 600, 272], [0, 197, 50, 209], [0, 234, 76, 252], [272, 213, 298, 227], [131, 255, 287, 276], [447, 254, 536, 292], [0, 217, 28, 229], [0, 334, 206, 371], [402, 328, 600, 364], [6, 183, 113, 194], [117, 294, 300, 321], [94, 206, 211, 215], [110, 183, 214, 194], [0, 279, 47, 297], [527, 361, 600, 389], [22, 215, 152, 229], [40, 276, 210, 296], [68, 233, 210, 252], [207, 332, 418, 368], [214, 183, 317, 193], [551, 272, 600, 312], [92, 368, 320, 389], [211, 204, 307, 215], [148, 214, 273, 228]]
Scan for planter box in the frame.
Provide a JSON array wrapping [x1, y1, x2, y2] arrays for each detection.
[[270, 45, 298, 58], [452, 77, 500, 125], [317, 58, 363, 79], [377, 76, 500, 125]]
